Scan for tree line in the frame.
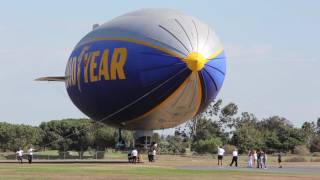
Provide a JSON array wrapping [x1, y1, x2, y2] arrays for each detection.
[[0, 100, 319, 156]]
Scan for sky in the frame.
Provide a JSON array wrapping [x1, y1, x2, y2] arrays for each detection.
[[0, 0, 319, 128]]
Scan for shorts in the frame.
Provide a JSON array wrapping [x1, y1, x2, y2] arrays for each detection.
[[218, 155, 223, 160]]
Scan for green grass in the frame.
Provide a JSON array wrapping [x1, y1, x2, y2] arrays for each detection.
[[0, 164, 254, 176], [0, 163, 318, 180]]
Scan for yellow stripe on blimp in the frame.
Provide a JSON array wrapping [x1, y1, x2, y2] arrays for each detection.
[[94, 37, 223, 64], [207, 47, 224, 60], [95, 37, 183, 59]]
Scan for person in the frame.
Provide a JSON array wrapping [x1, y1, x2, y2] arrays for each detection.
[[277, 152, 282, 168], [152, 149, 156, 162], [262, 151, 267, 169], [131, 148, 138, 164], [247, 150, 253, 168], [230, 148, 238, 167], [257, 149, 262, 168], [253, 150, 257, 167], [217, 146, 225, 166], [128, 148, 133, 163], [16, 148, 23, 164], [148, 148, 152, 162], [27, 145, 34, 164]]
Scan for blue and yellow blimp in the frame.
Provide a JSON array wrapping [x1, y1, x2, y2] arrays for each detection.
[[38, 9, 226, 130]]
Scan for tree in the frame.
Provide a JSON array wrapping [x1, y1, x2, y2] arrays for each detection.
[[92, 123, 117, 150], [0, 122, 42, 151], [40, 119, 94, 157], [231, 123, 264, 153], [310, 135, 320, 152], [301, 121, 317, 148], [317, 118, 320, 134], [220, 102, 238, 129], [187, 100, 222, 138]]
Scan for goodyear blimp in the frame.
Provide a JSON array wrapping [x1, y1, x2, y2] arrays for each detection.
[[37, 9, 226, 132]]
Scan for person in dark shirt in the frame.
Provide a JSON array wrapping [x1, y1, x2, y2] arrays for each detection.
[[278, 152, 282, 168], [256, 149, 261, 168]]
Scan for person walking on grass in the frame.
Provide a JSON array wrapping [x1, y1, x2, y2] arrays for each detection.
[[217, 146, 225, 166], [230, 148, 238, 167]]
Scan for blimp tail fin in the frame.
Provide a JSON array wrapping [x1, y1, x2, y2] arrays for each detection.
[[35, 76, 66, 82]]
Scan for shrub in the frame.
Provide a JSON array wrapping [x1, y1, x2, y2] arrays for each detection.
[[311, 158, 320, 162], [293, 145, 310, 155], [310, 135, 320, 152], [284, 156, 307, 162], [192, 137, 222, 154], [223, 144, 236, 154], [312, 152, 320, 157]]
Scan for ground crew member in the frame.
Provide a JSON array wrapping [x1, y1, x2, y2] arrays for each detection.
[[152, 149, 156, 162], [217, 146, 225, 166], [27, 145, 34, 164], [148, 148, 152, 162], [131, 148, 138, 164], [230, 148, 238, 167], [278, 152, 282, 168], [16, 148, 23, 164]]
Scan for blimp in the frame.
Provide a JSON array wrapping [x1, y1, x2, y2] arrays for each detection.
[[37, 9, 226, 145]]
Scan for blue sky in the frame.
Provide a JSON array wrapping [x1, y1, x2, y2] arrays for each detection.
[[0, 0, 319, 127]]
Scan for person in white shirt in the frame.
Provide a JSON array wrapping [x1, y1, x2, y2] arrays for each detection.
[[16, 148, 23, 164], [230, 148, 238, 167], [217, 146, 225, 166], [131, 148, 138, 163], [247, 150, 253, 168], [152, 149, 156, 162], [27, 145, 35, 164], [253, 150, 257, 167]]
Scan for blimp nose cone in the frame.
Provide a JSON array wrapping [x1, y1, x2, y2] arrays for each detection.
[[185, 52, 207, 72]]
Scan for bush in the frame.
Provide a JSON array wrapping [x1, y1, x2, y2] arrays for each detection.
[[312, 152, 320, 157], [311, 158, 320, 162], [223, 144, 236, 154], [293, 145, 310, 155], [284, 156, 307, 162], [192, 137, 222, 154], [310, 135, 320, 152]]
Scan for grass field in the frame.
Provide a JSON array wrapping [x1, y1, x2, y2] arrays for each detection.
[[0, 154, 320, 180]]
